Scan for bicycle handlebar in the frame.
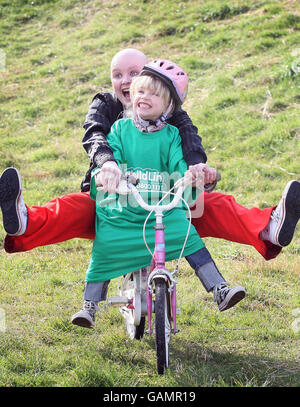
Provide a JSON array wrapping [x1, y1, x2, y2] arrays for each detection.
[[115, 173, 203, 213], [128, 177, 189, 213], [203, 171, 221, 193], [97, 169, 221, 213]]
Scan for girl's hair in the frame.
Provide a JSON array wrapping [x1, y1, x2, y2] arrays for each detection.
[[130, 75, 173, 112]]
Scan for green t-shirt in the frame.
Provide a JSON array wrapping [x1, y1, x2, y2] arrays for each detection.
[[86, 118, 205, 283]]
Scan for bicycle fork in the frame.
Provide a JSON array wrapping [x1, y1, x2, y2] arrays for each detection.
[[146, 213, 178, 335]]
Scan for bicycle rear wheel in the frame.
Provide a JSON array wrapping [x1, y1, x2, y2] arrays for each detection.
[[120, 272, 145, 340], [154, 278, 171, 375], [134, 316, 145, 340]]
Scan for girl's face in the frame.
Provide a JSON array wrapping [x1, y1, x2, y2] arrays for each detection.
[[111, 53, 146, 107], [133, 86, 167, 121]]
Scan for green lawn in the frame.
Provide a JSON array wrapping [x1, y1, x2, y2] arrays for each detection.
[[0, 0, 299, 387]]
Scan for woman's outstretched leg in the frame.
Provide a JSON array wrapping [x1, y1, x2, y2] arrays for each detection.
[[0, 167, 95, 253], [191, 180, 300, 261]]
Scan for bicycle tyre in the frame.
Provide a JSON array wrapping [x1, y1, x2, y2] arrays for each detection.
[[134, 316, 145, 340], [155, 278, 171, 375]]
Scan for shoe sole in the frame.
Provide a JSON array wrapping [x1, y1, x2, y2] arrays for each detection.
[[277, 181, 300, 247], [0, 167, 23, 235], [219, 286, 245, 312], [71, 316, 94, 329]]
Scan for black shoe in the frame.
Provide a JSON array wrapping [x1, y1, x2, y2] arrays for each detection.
[[213, 283, 245, 311], [277, 180, 300, 246], [261, 180, 300, 247], [0, 167, 27, 235], [71, 300, 98, 328]]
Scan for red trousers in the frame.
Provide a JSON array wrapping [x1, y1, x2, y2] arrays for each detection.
[[4, 191, 281, 260]]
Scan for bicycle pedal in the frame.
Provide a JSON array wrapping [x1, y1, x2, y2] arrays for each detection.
[[107, 296, 130, 307]]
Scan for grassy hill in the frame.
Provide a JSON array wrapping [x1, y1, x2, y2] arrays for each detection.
[[0, 0, 299, 387]]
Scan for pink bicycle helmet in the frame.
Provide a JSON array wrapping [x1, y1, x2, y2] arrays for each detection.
[[140, 59, 188, 109]]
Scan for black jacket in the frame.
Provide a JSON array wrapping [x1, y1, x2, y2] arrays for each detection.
[[81, 92, 207, 192]]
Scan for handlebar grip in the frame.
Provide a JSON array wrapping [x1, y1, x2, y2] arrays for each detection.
[[96, 172, 139, 193], [123, 173, 139, 186], [204, 171, 221, 193]]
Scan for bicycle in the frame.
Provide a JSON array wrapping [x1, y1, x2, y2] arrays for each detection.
[[106, 170, 220, 375]]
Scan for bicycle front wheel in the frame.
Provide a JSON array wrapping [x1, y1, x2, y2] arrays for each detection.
[[154, 278, 171, 375]]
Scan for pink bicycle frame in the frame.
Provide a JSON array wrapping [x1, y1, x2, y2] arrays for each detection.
[[146, 214, 177, 335]]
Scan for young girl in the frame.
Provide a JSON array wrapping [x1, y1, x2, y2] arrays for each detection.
[[71, 60, 245, 328]]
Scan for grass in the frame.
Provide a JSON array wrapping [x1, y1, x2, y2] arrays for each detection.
[[0, 0, 299, 387]]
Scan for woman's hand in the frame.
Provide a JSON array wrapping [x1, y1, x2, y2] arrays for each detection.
[[202, 164, 217, 185], [187, 163, 217, 186], [96, 161, 122, 193]]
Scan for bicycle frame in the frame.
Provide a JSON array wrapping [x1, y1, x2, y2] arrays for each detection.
[[146, 211, 178, 336], [108, 175, 193, 335], [104, 170, 219, 373]]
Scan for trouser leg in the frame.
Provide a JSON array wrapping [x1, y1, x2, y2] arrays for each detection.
[[185, 247, 225, 292], [185, 247, 246, 311], [83, 281, 110, 302], [190, 192, 281, 260], [4, 192, 96, 253]]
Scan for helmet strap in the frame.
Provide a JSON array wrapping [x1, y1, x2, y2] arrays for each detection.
[[160, 101, 174, 121], [133, 102, 173, 133]]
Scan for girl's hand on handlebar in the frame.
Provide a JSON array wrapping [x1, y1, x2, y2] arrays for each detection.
[[96, 161, 122, 194]]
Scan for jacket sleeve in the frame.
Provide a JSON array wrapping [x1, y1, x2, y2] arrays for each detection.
[[89, 121, 123, 203], [106, 121, 124, 165], [82, 93, 121, 168], [167, 109, 207, 166], [168, 130, 199, 207]]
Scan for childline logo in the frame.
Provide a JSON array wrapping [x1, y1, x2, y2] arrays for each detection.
[[96, 164, 205, 216], [0, 308, 6, 333], [0, 49, 6, 72]]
